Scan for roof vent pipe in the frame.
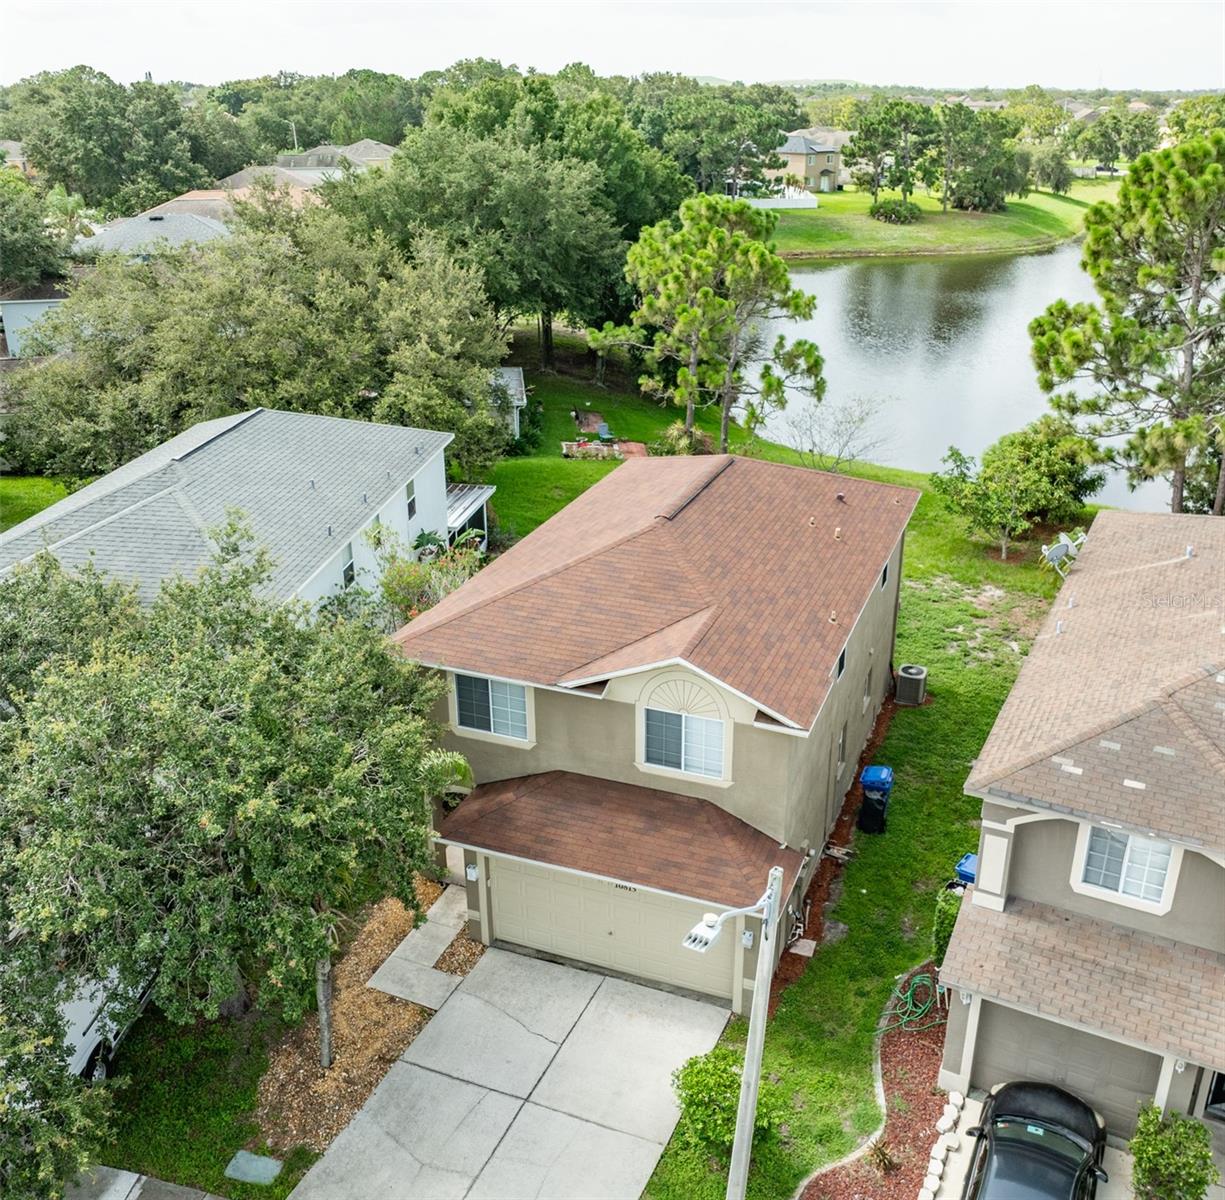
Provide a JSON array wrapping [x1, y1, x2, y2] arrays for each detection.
[[327, 525, 332, 537], [834, 526, 842, 540], [1056, 619, 1064, 635], [309, 479, 315, 490], [1186, 544, 1195, 558], [836, 492, 846, 503]]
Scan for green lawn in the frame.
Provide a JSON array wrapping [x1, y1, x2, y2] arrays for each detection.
[[102, 1009, 317, 1200], [772, 179, 1120, 259], [1, 474, 67, 531]]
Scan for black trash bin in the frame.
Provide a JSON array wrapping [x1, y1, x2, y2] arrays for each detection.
[[856, 765, 894, 834]]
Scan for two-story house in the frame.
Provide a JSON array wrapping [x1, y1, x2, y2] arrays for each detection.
[[0, 408, 492, 603], [939, 511, 1225, 1139], [394, 455, 920, 1014], [767, 127, 855, 193]]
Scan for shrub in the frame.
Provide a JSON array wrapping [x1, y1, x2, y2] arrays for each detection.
[[869, 199, 921, 224], [649, 420, 715, 457], [672, 1045, 783, 1160], [1130, 1103, 1220, 1200], [932, 887, 963, 968]]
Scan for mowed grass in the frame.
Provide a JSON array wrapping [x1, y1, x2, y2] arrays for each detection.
[[772, 179, 1120, 259], [0, 474, 67, 531], [101, 1008, 317, 1200]]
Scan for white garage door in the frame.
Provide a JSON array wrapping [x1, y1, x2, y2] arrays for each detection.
[[489, 858, 736, 1001], [972, 1002, 1162, 1135]]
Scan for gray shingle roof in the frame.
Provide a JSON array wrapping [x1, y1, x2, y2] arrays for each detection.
[[0, 410, 452, 602], [79, 213, 231, 257], [966, 511, 1225, 850], [495, 366, 527, 408]]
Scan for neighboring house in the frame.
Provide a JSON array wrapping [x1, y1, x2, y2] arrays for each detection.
[[494, 365, 528, 438], [768, 129, 852, 193], [220, 140, 396, 191], [0, 278, 69, 357], [938, 512, 1225, 1139], [75, 211, 231, 260], [0, 138, 32, 176], [0, 408, 492, 604], [394, 456, 920, 1013], [275, 138, 396, 170]]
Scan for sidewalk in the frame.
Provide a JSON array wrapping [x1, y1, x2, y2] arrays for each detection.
[[67, 1166, 222, 1200]]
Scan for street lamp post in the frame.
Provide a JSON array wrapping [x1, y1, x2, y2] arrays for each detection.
[[681, 865, 785, 1200]]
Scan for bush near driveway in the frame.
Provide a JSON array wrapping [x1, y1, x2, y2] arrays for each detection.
[[1130, 1103, 1220, 1200]]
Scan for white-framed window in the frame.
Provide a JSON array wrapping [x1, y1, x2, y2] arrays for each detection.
[[836, 721, 847, 776], [836, 646, 847, 679], [806, 153, 815, 166], [881, 561, 889, 589], [405, 479, 417, 521], [1081, 826, 1172, 904], [341, 542, 355, 589], [863, 667, 873, 713], [826, 153, 834, 164], [644, 707, 724, 779], [455, 673, 528, 740]]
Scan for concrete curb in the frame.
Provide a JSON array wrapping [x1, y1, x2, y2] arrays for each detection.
[[789, 962, 930, 1200]]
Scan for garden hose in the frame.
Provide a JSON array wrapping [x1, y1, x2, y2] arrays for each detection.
[[880, 971, 946, 1032]]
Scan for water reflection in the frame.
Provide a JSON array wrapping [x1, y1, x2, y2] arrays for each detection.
[[766, 242, 1168, 511]]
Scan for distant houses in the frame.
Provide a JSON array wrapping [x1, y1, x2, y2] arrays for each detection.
[[218, 138, 396, 191], [768, 127, 854, 193]]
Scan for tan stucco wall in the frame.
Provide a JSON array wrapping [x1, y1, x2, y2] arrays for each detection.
[[438, 532, 906, 853], [1007, 818, 1225, 952]]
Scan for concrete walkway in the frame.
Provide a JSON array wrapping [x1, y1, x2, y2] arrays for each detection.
[[290, 948, 728, 1200], [67, 1166, 222, 1200], [367, 884, 469, 1009]]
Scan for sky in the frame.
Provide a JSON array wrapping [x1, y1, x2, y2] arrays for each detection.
[[4, 0, 1223, 91]]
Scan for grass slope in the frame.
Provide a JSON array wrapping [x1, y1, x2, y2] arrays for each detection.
[[0, 475, 67, 532], [772, 180, 1120, 259]]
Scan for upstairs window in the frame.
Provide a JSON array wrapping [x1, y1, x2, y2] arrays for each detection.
[[836, 721, 848, 776], [836, 647, 847, 679], [455, 674, 528, 740], [826, 152, 834, 164], [863, 668, 873, 713], [1082, 827, 1171, 904], [644, 708, 724, 779], [881, 561, 889, 589], [405, 479, 417, 521], [341, 542, 355, 589]]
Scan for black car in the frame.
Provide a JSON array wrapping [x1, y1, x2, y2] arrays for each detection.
[[961, 1082, 1109, 1200]]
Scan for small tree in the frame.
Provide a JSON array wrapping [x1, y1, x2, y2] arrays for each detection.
[[590, 194, 825, 451], [783, 394, 889, 473], [1031, 141, 1074, 194], [931, 444, 1059, 560], [1130, 1103, 1220, 1200]]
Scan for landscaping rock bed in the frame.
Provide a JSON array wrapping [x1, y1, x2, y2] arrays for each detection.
[[254, 878, 442, 1153], [801, 983, 949, 1200]]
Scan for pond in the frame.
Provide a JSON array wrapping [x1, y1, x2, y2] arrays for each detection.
[[767, 241, 1168, 511]]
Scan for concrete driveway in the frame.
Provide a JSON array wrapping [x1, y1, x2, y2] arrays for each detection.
[[289, 948, 728, 1200]]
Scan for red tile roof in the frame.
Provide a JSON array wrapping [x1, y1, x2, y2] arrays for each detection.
[[394, 456, 918, 729], [438, 771, 804, 909]]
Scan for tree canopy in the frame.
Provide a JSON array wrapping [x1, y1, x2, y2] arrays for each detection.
[[591, 194, 825, 452], [1030, 133, 1225, 512], [0, 172, 65, 288], [5, 187, 508, 481]]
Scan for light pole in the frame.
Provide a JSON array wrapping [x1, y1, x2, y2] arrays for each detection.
[[681, 865, 785, 1200]]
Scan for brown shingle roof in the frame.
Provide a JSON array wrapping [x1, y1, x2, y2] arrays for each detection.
[[967, 511, 1225, 849], [941, 893, 1225, 1069], [438, 771, 804, 909], [394, 456, 918, 729]]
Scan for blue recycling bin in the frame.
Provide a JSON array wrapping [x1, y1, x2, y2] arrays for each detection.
[[955, 852, 978, 885], [857, 765, 894, 833]]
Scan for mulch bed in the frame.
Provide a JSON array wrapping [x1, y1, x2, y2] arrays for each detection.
[[801, 992, 948, 1200], [769, 697, 901, 1018], [253, 875, 442, 1154], [436, 927, 486, 976]]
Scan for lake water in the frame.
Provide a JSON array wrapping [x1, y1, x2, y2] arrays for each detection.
[[768, 241, 1168, 511]]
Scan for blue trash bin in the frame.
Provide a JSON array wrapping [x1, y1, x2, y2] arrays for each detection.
[[857, 765, 894, 833], [955, 852, 978, 885]]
